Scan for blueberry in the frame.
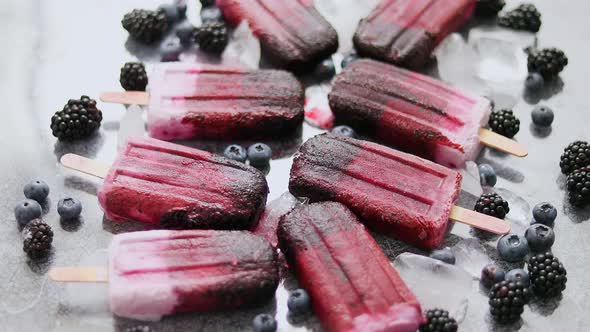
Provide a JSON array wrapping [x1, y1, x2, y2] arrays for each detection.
[[57, 197, 83, 220], [505, 268, 530, 288], [313, 58, 336, 80], [287, 289, 312, 315], [525, 72, 544, 92], [176, 1, 188, 19], [429, 248, 456, 264], [160, 38, 184, 62], [481, 263, 505, 288], [200, 6, 224, 23], [14, 199, 42, 227], [497, 234, 529, 262], [158, 4, 180, 24], [248, 143, 272, 167], [341, 53, 359, 68], [175, 21, 195, 45], [252, 314, 277, 332], [524, 224, 555, 252], [478, 164, 497, 187], [532, 202, 557, 225], [24, 179, 50, 203], [331, 125, 356, 138], [531, 105, 554, 127], [223, 144, 247, 163]]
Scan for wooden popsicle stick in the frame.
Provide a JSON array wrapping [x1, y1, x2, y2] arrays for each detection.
[[100, 91, 150, 105], [479, 128, 528, 157], [449, 205, 511, 234], [60, 154, 110, 179], [49, 267, 109, 283]]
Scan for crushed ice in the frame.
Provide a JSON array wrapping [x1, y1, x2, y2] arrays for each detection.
[[221, 22, 261, 69], [460, 161, 483, 197], [117, 105, 145, 150]]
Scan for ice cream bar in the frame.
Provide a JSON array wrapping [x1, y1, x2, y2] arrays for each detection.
[[101, 230, 279, 320], [97, 136, 268, 229], [148, 63, 304, 141], [354, 0, 476, 69], [278, 202, 425, 332], [329, 59, 492, 168], [217, 0, 339, 71], [289, 133, 461, 249]]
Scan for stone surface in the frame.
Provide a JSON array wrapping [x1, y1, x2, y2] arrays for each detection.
[[1, 0, 589, 331]]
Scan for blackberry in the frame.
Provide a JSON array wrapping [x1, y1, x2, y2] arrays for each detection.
[[566, 166, 590, 207], [23, 219, 53, 258], [528, 48, 569, 80], [488, 109, 520, 138], [193, 22, 229, 54], [120, 62, 148, 91], [559, 141, 590, 175], [51, 96, 103, 141], [419, 308, 458, 332], [498, 3, 542, 33], [121, 9, 168, 44], [527, 252, 567, 297], [488, 280, 530, 323], [474, 193, 510, 219], [475, 0, 505, 17]]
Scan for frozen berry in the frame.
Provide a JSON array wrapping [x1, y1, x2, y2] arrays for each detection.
[[505, 268, 530, 288], [200, 6, 224, 23], [23, 219, 53, 258], [531, 105, 554, 127], [524, 224, 555, 252], [160, 38, 183, 62], [341, 52, 359, 68], [474, 193, 509, 219], [313, 58, 336, 80], [429, 248, 456, 265], [497, 234, 529, 262], [419, 308, 458, 332], [478, 164, 497, 187], [248, 143, 272, 167], [527, 252, 567, 297], [481, 263, 505, 288], [24, 179, 50, 203], [57, 197, 83, 220], [14, 199, 42, 227], [331, 125, 356, 138], [524, 72, 544, 92], [223, 144, 247, 163], [532, 202, 557, 225], [158, 4, 180, 24], [252, 314, 277, 332], [287, 289, 312, 315], [176, 21, 196, 45]]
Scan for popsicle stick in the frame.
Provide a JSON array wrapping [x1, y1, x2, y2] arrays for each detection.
[[49, 267, 109, 283], [100, 91, 149, 105], [60, 154, 110, 179], [479, 128, 528, 157], [449, 205, 511, 234]]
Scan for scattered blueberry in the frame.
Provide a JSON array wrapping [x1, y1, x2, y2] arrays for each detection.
[[429, 248, 456, 265], [160, 38, 184, 62], [313, 58, 336, 80], [200, 6, 224, 23], [14, 199, 42, 227], [248, 143, 272, 167], [57, 197, 83, 220], [524, 224, 555, 252], [505, 268, 530, 288], [525, 72, 544, 92], [175, 21, 195, 45], [341, 52, 359, 68], [478, 164, 497, 187], [481, 263, 505, 288], [252, 313, 277, 332], [24, 180, 50, 203], [532, 202, 557, 225], [158, 3, 180, 24], [531, 105, 554, 127], [331, 125, 356, 138], [223, 144, 247, 163], [176, 1, 188, 19], [497, 234, 529, 262], [287, 289, 312, 315]]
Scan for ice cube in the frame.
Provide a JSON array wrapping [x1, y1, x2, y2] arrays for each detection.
[[435, 34, 486, 94], [460, 161, 483, 197], [451, 239, 491, 278], [117, 105, 145, 150], [252, 192, 301, 248], [469, 26, 537, 52], [495, 188, 531, 231], [304, 84, 334, 129], [221, 22, 261, 69]]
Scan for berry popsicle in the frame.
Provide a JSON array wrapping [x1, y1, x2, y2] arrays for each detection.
[[278, 202, 425, 332], [216, 0, 339, 71], [61, 136, 268, 230], [50, 230, 279, 321], [101, 63, 304, 141], [329, 59, 527, 168], [354, 0, 476, 69], [289, 134, 510, 250]]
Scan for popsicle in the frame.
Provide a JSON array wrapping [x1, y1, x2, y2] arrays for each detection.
[[216, 0, 339, 71], [353, 0, 476, 69], [289, 134, 510, 249], [50, 230, 279, 321], [329, 59, 527, 168], [101, 63, 304, 141], [278, 202, 425, 332], [61, 136, 268, 230]]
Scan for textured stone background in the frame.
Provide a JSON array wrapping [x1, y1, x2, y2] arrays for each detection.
[[1, 0, 589, 331]]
